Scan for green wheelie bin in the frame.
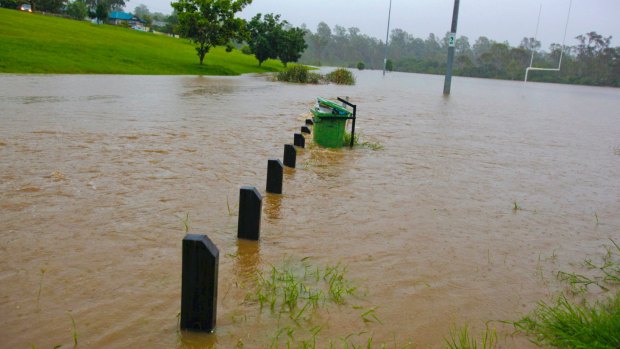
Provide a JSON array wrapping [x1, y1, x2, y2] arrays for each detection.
[[310, 97, 352, 148]]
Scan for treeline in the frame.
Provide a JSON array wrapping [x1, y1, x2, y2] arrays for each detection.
[[301, 22, 620, 87]]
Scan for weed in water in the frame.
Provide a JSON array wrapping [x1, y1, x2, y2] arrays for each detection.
[[325, 68, 356, 85], [512, 241, 620, 348], [512, 293, 620, 348], [556, 239, 620, 293], [227, 196, 238, 216], [444, 324, 497, 349], [360, 307, 382, 324], [175, 212, 190, 233], [344, 132, 384, 150], [512, 201, 521, 212], [68, 311, 78, 347], [37, 268, 46, 305]]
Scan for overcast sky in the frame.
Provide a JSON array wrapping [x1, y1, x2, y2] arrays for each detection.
[[137, 0, 620, 49]]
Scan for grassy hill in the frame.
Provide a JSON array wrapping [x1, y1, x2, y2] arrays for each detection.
[[0, 8, 283, 75]]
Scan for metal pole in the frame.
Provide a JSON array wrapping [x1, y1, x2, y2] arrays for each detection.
[[443, 0, 460, 95], [383, 0, 393, 76]]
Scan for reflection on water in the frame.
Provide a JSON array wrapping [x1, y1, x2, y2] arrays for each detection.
[[1, 72, 619, 348]]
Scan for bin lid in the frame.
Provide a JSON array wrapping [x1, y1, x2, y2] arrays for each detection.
[[312, 97, 352, 117]]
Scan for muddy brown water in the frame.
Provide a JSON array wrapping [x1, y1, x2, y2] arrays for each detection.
[[1, 72, 619, 348]]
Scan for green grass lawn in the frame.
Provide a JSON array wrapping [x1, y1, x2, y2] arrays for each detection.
[[0, 8, 283, 75]]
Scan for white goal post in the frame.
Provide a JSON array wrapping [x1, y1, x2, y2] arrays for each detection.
[[524, 0, 573, 82]]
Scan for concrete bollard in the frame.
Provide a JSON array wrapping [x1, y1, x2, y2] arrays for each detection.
[[301, 126, 311, 134], [294, 133, 305, 148], [305, 119, 314, 126], [181, 234, 219, 332], [238, 186, 262, 240], [283, 144, 296, 168], [266, 158, 283, 194]]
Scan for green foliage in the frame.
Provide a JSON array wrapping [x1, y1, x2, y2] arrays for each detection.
[[356, 61, 365, 70], [512, 240, 620, 348], [0, 0, 20, 9], [66, 0, 88, 20], [251, 258, 357, 320], [0, 9, 284, 74], [95, 0, 108, 23], [344, 132, 384, 150], [325, 68, 355, 85], [171, 0, 251, 64], [276, 65, 320, 84], [31, 0, 65, 12], [241, 45, 252, 55], [278, 26, 307, 67], [513, 293, 620, 349], [246, 13, 282, 66], [444, 324, 497, 349], [385, 59, 393, 72], [246, 13, 307, 67], [300, 22, 619, 87]]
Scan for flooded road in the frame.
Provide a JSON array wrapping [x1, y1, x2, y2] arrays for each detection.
[[1, 72, 619, 348]]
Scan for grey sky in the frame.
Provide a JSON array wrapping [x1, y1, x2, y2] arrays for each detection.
[[137, 0, 620, 49]]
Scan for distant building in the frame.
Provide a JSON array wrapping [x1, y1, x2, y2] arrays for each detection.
[[108, 11, 146, 30]]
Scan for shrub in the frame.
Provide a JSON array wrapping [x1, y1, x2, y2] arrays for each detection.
[[276, 65, 318, 84], [357, 62, 365, 70], [325, 68, 356, 85], [241, 45, 252, 55]]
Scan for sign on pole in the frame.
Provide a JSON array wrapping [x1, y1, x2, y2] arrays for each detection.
[[448, 32, 456, 47]]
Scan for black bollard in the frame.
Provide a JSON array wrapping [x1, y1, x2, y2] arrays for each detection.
[[294, 133, 305, 148], [305, 118, 314, 126], [283, 144, 296, 168], [181, 234, 219, 332], [266, 158, 283, 194], [301, 126, 311, 135], [238, 186, 262, 240]]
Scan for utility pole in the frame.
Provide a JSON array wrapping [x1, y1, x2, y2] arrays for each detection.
[[443, 0, 460, 95], [383, 0, 393, 76]]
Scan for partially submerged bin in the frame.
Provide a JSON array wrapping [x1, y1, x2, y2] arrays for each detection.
[[311, 97, 353, 148]]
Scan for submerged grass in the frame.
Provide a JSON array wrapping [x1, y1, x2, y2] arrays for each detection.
[[276, 66, 355, 85], [513, 293, 620, 349], [251, 258, 357, 321], [245, 258, 415, 348], [512, 239, 620, 348], [344, 132, 384, 150], [444, 324, 497, 349], [324, 68, 356, 85]]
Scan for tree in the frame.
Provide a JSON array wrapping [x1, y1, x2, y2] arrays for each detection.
[[66, 0, 88, 20], [95, 1, 108, 24], [172, 0, 251, 65], [278, 26, 307, 67], [246, 13, 283, 66], [134, 4, 150, 18], [33, 0, 64, 12]]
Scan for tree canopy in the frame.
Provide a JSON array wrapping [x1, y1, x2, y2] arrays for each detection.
[[246, 13, 307, 67], [300, 22, 619, 87], [171, 0, 251, 65]]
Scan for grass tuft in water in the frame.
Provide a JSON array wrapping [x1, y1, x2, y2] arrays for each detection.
[[444, 324, 497, 349], [68, 311, 78, 347], [344, 132, 384, 150], [251, 259, 357, 320], [37, 268, 46, 306], [276, 65, 322, 84], [324, 68, 356, 85], [513, 293, 620, 348], [176, 212, 190, 233], [512, 240, 620, 348], [556, 239, 620, 294]]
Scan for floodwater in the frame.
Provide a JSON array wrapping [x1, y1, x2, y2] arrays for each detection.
[[1, 71, 619, 348]]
